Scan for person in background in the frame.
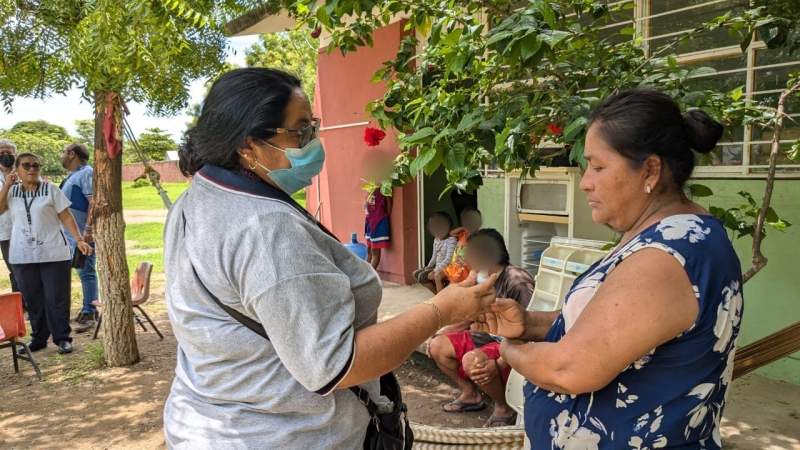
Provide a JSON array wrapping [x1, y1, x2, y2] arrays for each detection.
[[364, 187, 391, 270], [0, 153, 93, 355], [429, 228, 534, 427], [413, 211, 457, 293], [60, 143, 98, 333], [443, 207, 482, 284], [474, 89, 740, 448], [0, 140, 18, 293]]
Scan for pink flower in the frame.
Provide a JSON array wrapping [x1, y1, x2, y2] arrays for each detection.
[[364, 127, 387, 147]]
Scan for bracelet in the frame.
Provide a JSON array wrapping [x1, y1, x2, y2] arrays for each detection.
[[423, 300, 443, 330]]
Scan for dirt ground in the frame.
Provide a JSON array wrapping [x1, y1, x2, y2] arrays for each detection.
[[1, 283, 799, 449]]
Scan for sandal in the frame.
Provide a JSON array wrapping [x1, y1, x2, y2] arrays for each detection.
[[483, 413, 518, 428], [442, 399, 487, 413]]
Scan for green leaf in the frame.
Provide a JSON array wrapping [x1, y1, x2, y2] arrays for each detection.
[[316, 7, 333, 28], [537, 3, 556, 28], [457, 110, 483, 131], [486, 30, 513, 47], [569, 139, 586, 167], [563, 116, 588, 141], [540, 30, 569, 48], [688, 184, 714, 198], [403, 127, 436, 144], [729, 86, 744, 102], [410, 147, 436, 174], [520, 34, 542, 61], [765, 206, 779, 223]]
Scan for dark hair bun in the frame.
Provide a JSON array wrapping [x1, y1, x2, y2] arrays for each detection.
[[178, 132, 202, 177], [683, 109, 724, 154]]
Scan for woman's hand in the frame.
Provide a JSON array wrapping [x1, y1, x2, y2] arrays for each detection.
[[3, 172, 17, 188], [472, 298, 526, 339], [77, 240, 93, 256], [433, 271, 498, 325]]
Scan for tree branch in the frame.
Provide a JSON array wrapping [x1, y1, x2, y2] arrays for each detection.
[[742, 78, 800, 283]]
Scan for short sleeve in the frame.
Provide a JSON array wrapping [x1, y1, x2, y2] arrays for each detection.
[[50, 183, 71, 213], [233, 211, 355, 394], [80, 167, 94, 197]]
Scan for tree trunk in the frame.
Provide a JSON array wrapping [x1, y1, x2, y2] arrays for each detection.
[[93, 92, 140, 366]]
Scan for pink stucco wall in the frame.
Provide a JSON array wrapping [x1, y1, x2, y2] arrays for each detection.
[[308, 20, 418, 284]]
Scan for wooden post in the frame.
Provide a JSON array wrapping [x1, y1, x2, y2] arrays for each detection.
[[93, 92, 140, 366]]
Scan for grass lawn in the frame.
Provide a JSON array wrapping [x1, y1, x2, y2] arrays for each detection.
[[122, 181, 307, 210], [122, 182, 189, 210]]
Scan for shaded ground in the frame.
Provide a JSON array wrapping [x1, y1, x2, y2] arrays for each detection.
[[1, 283, 798, 449]]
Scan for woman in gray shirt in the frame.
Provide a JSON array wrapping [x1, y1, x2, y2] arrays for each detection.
[[163, 68, 498, 449]]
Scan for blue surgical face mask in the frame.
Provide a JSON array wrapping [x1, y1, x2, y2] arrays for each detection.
[[256, 138, 325, 194]]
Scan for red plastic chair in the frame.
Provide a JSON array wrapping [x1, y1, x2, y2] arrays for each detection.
[[93, 261, 162, 340], [0, 292, 42, 380]]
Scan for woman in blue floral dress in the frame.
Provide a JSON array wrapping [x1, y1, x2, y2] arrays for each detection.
[[474, 89, 742, 449]]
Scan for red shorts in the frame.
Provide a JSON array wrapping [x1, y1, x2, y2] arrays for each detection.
[[445, 331, 511, 383]]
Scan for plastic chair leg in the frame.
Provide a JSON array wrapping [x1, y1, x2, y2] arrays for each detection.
[[136, 306, 164, 341]]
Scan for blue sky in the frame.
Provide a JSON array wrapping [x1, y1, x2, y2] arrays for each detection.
[[0, 36, 259, 141]]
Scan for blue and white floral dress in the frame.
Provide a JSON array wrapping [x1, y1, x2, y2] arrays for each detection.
[[524, 214, 743, 449]]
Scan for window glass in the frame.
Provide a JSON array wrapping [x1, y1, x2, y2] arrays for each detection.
[[648, 0, 749, 54], [750, 142, 796, 166]]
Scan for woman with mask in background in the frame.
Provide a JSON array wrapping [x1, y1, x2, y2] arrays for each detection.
[[0, 139, 19, 292], [163, 68, 499, 449]]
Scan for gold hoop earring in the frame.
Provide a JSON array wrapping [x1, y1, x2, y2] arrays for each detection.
[[645, 185, 652, 194]]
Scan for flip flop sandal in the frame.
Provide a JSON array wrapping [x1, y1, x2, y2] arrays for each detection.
[[442, 399, 487, 413], [483, 413, 518, 428]]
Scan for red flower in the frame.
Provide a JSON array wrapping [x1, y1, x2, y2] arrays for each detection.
[[364, 127, 386, 147], [310, 26, 322, 39], [546, 122, 563, 135]]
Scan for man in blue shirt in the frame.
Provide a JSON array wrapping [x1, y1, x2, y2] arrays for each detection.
[[60, 143, 97, 333]]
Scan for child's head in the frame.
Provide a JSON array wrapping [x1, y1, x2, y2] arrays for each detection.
[[465, 228, 510, 272], [460, 207, 482, 233], [428, 211, 453, 239]]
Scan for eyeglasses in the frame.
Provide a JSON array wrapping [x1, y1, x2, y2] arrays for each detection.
[[21, 163, 41, 171], [266, 118, 321, 147]]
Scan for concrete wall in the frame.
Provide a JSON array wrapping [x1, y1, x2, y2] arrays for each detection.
[[694, 178, 800, 384], [122, 161, 187, 183], [477, 176, 507, 238], [308, 21, 418, 285]]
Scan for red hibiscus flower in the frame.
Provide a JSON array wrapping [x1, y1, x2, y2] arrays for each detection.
[[364, 127, 386, 147], [546, 122, 563, 135]]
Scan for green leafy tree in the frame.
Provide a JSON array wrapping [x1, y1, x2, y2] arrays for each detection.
[[9, 120, 71, 141], [0, 0, 239, 366], [0, 122, 70, 176], [74, 119, 95, 149], [125, 127, 176, 163], [245, 30, 318, 102]]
